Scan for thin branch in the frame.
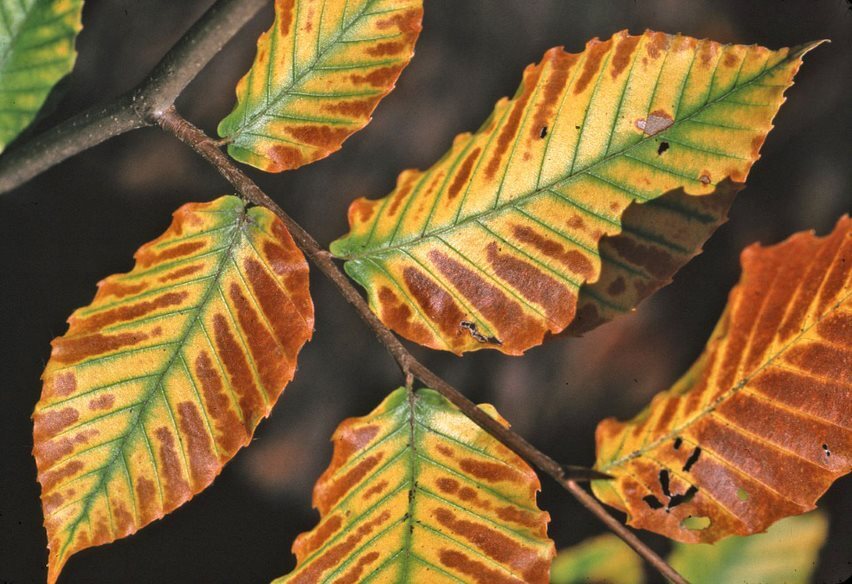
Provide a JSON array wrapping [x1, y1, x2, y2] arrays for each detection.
[[0, 0, 267, 194], [157, 107, 688, 584]]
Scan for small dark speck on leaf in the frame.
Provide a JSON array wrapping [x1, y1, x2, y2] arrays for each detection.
[[657, 141, 670, 155], [539, 126, 548, 138], [823, 443, 831, 457], [673, 437, 683, 450]]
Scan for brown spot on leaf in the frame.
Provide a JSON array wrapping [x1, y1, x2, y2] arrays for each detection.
[[574, 38, 613, 95], [366, 41, 405, 57], [195, 351, 245, 456], [296, 514, 343, 559], [377, 286, 430, 344], [288, 125, 352, 149], [337, 551, 381, 584], [323, 96, 382, 118], [436, 477, 460, 493], [267, 144, 305, 171], [88, 394, 115, 411], [40, 460, 84, 493], [213, 313, 265, 427], [348, 198, 377, 224], [154, 427, 191, 510], [113, 500, 134, 536], [51, 330, 149, 365], [315, 454, 383, 514], [434, 508, 548, 582], [723, 51, 739, 67], [512, 224, 595, 279], [636, 109, 673, 136], [530, 49, 578, 140], [136, 241, 205, 268], [361, 479, 389, 501], [646, 31, 670, 59], [72, 291, 189, 333], [447, 147, 481, 200], [49, 372, 77, 398], [158, 264, 203, 283], [439, 549, 525, 584], [177, 402, 218, 488], [611, 34, 641, 78], [95, 279, 147, 300], [459, 458, 520, 484], [136, 477, 158, 524], [276, 0, 294, 35], [350, 64, 405, 88], [403, 267, 467, 346], [33, 408, 80, 442]]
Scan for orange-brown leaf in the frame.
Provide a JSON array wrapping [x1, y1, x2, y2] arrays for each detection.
[[593, 216, 851, 543], [332, 31, 820, 355], [33, 196, 314, 582]]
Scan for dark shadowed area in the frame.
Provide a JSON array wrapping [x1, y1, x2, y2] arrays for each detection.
[[1, 1, 849, 582]]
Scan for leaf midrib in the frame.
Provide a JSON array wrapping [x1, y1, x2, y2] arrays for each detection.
[[55, 209, 249, 560], [337, 48, 797, 261]]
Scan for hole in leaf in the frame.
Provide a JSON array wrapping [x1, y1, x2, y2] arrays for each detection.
[[643, 494, 664, 509], [673, 437, 682, 450], [539, 125, 548, 138], [459, 321, 502, 345], [736, 488, 750, 501], [683, 446, 701, 472], [681, 516, 711, 531], [822, 443, 831, 457], [657, 141, 670, 155], [659, 469, 671, 497], [668, 485, 698, 509]]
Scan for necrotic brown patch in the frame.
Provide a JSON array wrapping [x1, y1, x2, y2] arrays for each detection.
[[136, 477, 158, 524], [448, 147, 481, 200], [403, 267, 467, 345], [377, 285, 430, 343], [88, 394, 115, 411], [512, 224, 594, 279], [288, 125, 352, 148], [337, 551, 381, 584], [439, 549, 524, 584], [296, 514, 343, 559], [96, 279, 148, 300], [177, 402, 219, 488], [154, 427, 191, 509], [72, 290, 189, 333], [136, 241, 205, 268], [40, 460, 84, 493], [51, 330, 149, 365], [434, 508, 548, 582], [158, 264, 203, 283], [316, 453, 383, 514], [530, 49, 578, 140], [350, 64, 405, 88], [459, 458, 520, 484], [195, 351, 245, 455], [212, 314, 266, 426], [244, 256, 311, 355], [485, 242, 575, 324], [48, 372, 77, 398], [324, 96, 381, 117], [33, 408, 80, 442], [276, 0, 294, 35], [267, 145, 305, 171], [611, 34, 640, 78], [574, 38, 613, 95]]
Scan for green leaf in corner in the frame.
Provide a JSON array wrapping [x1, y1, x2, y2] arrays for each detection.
[[551, 533, 644, 584], [0, 0, 84, 153]]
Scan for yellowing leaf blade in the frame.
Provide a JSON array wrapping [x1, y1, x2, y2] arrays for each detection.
[[331, 31, 820, 355], [551, 534, 644, 584], [34, 196, 314, 582], [274, 387, 554, 583], [218, 0, 423, 172], [593, 216, 851, 543], [668, 512, 829, 584], [0, 0, 84, 152]]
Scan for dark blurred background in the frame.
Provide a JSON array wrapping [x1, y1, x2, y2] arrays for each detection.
[[1, 1, 850, 582]]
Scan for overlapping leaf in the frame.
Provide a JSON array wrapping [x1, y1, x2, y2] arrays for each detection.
[[669, 512, 828, 584], [274, 387, 554, 583], [550, 534, 642, 584], [0, 0, 83, 152], [218, 0, 423, 172], [34, 196, 314, 583], [331, 30, 819, 355], [593, 216, 851, 543], [551, 512, 828, 584]]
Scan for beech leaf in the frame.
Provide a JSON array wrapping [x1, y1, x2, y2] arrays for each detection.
[[218, 0, 423, 172], [274, 387, 554, 584], [593, 216, 851, 543], [550, 534, 643, 584], [33, 196, 314, 583], [331, 30, 820, 355]]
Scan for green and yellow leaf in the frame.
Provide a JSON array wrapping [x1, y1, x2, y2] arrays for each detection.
[[331, 30, 819, 355], [550, 533, 643, 584], [218, 0, 423, 172], [593, 216, 851, 543], [668, 512, 828, 584], [274, 387, 554, 584], [0, 0, 83, 153], [34, 196, 314, 583]]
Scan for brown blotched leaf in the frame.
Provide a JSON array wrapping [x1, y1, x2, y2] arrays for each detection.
[[33, 197, 314, 582], [593, 216, 851, 543]]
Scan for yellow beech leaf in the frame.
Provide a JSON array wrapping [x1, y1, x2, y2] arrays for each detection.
[[218, 0, 423, 172], [273, 387, 555, 584], [33, 196, 314, 583], [550, 534, 644, 584], [669, 512, 828, 584], [593, 216, 851, 543], [331, 30, 820, 355]]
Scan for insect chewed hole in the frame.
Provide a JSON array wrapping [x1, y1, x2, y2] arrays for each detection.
[[657, 141, 670, 155], [643, 494, 664, 509], [539, 125, 548, 138], [822, 443, 831, 457], [683, 446, 701, 472], [681, 515, 711, 531], [673, 437, 683, 450]]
